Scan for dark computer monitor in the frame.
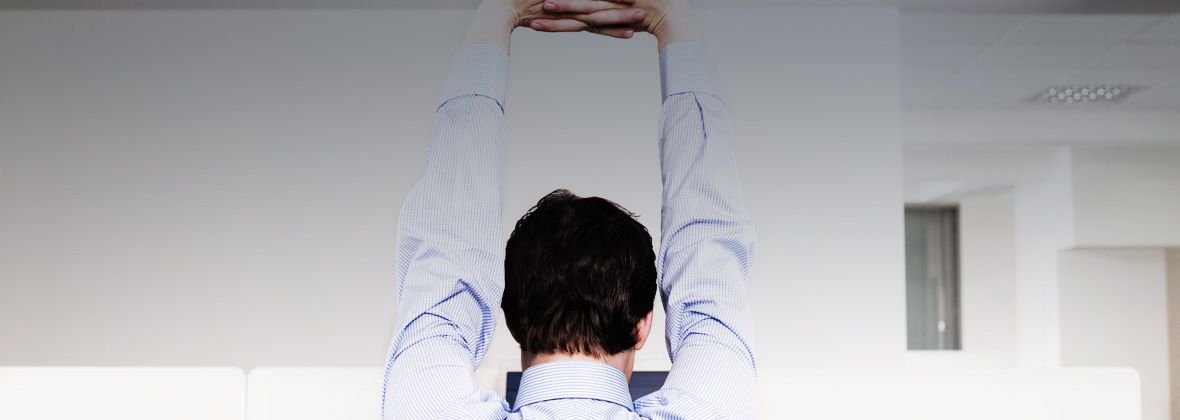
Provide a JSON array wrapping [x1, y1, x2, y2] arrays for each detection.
[[505, 371, 669, 409]]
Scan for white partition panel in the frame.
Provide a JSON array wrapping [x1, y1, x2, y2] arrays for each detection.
[[758, 368, 1140, 419], [246, 367, 382, 420], [0, 367, 245, 420], [244, 367, 1139, 419]]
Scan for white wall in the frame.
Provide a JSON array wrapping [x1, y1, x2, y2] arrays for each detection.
[[906, 144, 1179, 417], [0, 8, 905, 371], [709, 7, 905, 368], [1168, 249, 1180, 420], [1071, 146, 1180, 248], [958, 189, 1018, 366], [1059, 248, 1171, 420], [903, 146, 1074, 369], [902, 144, 1058, 203], [0, 9, 463, 368]]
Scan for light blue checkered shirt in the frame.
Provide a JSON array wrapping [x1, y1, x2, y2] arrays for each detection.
[[382, 41, 757, 419]]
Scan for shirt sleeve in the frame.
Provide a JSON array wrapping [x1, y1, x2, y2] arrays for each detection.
[[380, 43, 512, 420], [635, 41, 759, 420]]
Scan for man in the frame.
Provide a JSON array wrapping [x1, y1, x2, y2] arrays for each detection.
[[382, 0, 757, 417]]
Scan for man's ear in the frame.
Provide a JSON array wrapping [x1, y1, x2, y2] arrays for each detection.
[[633, 311, 655, 351]]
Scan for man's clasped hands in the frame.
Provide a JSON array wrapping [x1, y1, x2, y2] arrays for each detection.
[[472, 0, 694, 47]]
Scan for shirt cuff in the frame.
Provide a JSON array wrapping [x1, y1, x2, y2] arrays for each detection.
[[659, 41, 721, 100], [439, 43, 510, 108]]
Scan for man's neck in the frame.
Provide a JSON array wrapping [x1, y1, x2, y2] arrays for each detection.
[[521, 350, 636, 381]]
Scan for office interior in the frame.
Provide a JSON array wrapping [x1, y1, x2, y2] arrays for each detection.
[[1, 0, 1179, 418]]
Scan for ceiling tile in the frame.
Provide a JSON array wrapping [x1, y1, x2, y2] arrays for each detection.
[[901, 14, 1027, 45], [899, 13, 1180, 110], [1061, 44, 1180, 86], [902, 84, 934, 107], [901, 44, 989, 87], [949, 44, 1109, 86], [914, 82, 1049, 108], [1003, 15, 1161, 45], [1088, 44, 1180, 68], [1065, 66, 1180, 86], [1133, 14, 1180, 43], [1056, 43, 1180, 86], [1120, 80, 1180, 107]]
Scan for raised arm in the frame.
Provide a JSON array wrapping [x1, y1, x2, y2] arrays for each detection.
[[630, 1, 760, 418], [380, 1, 649, 418], [379, 25, 513, 420]]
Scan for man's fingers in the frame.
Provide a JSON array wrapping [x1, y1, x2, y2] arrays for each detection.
[[531, 18, 636, 38], [575, 8, 645, 27], [529, 5, 644, 35], [543, 0, 634, 14], [530, 18, 589, 32], [588, 26, 636, 39]]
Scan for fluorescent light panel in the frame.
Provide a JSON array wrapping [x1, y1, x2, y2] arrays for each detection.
[[1031, 85, 1143, 104]]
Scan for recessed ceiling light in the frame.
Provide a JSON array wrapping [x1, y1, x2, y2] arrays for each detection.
[[1031, 85, 1143, 104]]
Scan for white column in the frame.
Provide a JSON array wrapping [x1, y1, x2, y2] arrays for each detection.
[[959, 190, 1019, 366], [1013, 148, 1074, 367]]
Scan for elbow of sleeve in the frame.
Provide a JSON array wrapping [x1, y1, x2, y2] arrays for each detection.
[[663, 218, 755, 270], [678, 314, 757, 362]]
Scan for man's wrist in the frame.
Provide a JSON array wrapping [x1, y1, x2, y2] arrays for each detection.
[[465, 0, 519, 51], [650, 0, 698, 49]]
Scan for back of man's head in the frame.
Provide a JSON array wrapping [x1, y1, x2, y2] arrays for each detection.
[[503, 189, 657, 358]]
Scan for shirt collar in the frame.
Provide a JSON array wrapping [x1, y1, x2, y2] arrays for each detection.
[[512, 360, 634, 411]]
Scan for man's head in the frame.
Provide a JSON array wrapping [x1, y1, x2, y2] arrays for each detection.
[[503, 189, 657, 362]]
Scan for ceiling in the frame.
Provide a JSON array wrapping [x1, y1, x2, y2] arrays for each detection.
[[2, 1, 1177, 110], [902, 13, 1180, 109], [1, 0, 1178, 13]]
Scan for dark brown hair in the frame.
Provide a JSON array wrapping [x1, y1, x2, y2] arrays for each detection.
[[502, 189, 657, 357]]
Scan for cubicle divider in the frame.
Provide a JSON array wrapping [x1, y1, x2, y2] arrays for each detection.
[[0, 367, 246, 420], [755, 367, 1141, 419], [1, 366, 1142, 419], [246, 367, 381, 420]]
